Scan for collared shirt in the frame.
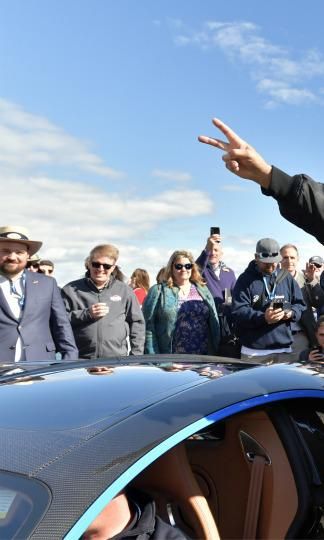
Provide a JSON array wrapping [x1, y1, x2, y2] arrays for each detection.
[[0, 272, 25, 361], [212, 261, 226, 279]]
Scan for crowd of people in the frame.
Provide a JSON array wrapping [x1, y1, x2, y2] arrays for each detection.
[[1, 223, 324, 367], [1, 116, 324, 368]]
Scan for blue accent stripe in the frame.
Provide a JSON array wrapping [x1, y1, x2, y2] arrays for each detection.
[[64, 388, 324, 539]]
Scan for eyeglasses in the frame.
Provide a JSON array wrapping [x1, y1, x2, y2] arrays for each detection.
[[311, 262, 322, 269], [91, 261, 113, 270], [257, 252, 279, 259], [174, 263, 193, 270]]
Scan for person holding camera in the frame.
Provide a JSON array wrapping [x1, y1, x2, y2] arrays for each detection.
[[231, 238, 306, 364], [196, 229, 237, 356], [302, 255, 324, 318], [299, 315, 324, 366]]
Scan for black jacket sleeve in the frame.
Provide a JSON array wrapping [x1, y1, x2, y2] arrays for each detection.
[[262, 166, 324, 244]]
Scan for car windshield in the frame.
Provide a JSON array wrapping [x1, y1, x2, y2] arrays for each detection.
[[0, 472, 51, 538]]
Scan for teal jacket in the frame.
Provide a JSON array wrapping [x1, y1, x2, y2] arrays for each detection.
[[143, 283, 220, 354]]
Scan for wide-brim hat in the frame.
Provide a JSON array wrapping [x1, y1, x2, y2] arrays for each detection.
[[0, 226, 43, 256], [28, 253, 41, 263]]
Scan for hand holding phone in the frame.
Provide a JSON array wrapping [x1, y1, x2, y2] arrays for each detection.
[[309, 347, 324, 363], [210, 226, 220, 236], [271, 301, 284, 310]]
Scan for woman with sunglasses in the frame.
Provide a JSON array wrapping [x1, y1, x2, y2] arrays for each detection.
[[143, 250, 220, 355]]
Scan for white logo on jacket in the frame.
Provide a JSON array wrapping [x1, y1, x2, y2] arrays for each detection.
[[110, 295, 122, 302]]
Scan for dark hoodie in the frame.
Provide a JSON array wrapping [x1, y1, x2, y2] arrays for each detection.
[[110, 490, 187, 540], [232, 260, 306, 350]]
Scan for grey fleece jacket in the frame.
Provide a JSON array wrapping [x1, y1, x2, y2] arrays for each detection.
[[62, 276, 145, 358]]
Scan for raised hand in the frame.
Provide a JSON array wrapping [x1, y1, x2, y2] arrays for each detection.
[[198, 118, 272, 188]]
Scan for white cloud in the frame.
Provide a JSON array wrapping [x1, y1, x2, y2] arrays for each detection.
[[0, 98, 124, 178], [0, 99, 215, 285], [257, 79, 317, 107], [171, 20, 324, 107], [152, 168, 192, 182]]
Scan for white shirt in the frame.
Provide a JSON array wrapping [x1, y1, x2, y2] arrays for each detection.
[[241, 345, 292, 356], [0, 273, 25, 361]]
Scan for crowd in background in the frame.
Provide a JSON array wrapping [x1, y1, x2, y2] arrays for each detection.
[[23, 229, 324, 367]]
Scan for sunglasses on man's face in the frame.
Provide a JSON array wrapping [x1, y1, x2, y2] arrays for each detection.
[[311, 262, 322, 269], [174, 263, 193, 270], [38, 268, 53, 274], [91, 261, 113, 270], [258, 252, 279, 259]]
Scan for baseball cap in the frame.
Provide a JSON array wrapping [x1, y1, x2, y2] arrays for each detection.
[[255, 238, 281, 263], [309, 255, 324, 265]]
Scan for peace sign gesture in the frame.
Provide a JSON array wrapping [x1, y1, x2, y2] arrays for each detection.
[[198, 118, 272, 188]]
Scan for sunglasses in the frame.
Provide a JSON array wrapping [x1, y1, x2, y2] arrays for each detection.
[[38, 268, 54, 274], [174, 263, 193, 270], [91, 261, 113, 270], [311, 262, 322, 269], [257, 252, 279, 258]]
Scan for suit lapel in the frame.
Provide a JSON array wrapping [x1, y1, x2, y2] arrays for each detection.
[[0, 285, 17, 320]]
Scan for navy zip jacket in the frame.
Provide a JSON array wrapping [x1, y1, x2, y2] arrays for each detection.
[[232, 260, 306, 350]]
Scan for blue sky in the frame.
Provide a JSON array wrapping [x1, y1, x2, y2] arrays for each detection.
[[1, 0, 324, 285]]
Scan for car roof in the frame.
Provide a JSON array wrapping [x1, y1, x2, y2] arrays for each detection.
[[0, 357, 323, 539], [0, 356, 323, 434]]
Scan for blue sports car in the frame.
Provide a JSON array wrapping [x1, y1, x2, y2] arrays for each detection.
[[0, 356, 323, 539]]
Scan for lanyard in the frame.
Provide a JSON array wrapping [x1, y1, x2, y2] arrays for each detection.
[[262, 273, 277, 301]]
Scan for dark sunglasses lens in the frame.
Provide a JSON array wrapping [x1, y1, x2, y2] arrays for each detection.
[[314, 263, 322, 268], [260, 252, 278, 258], [174, 263, 193, 270], [91, 262, 112, 270]]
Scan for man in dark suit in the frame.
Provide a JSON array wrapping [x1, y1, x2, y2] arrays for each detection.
[[0, 226, 78, 362]]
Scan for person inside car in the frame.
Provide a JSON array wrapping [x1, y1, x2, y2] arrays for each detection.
[[80, 488, 187, 540]]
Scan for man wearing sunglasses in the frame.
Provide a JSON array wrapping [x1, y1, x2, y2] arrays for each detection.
[[304, 256, 324, 319], [38, 259, 54, 277], [231, 238, 306, 363], [62, 244, 145, 359]]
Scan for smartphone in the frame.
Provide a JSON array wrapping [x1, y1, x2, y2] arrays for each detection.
[[272, 301, 284, 310], [311, 347, 324, 359], [210, 226, 220, 236]]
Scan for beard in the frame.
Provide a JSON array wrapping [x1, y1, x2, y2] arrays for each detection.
[[0, 260, 26, 277]]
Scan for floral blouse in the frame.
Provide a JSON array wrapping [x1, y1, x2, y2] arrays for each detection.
[[172, 284, 209, 354]]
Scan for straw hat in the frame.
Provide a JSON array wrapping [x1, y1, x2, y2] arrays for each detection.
[[0, 226, 43, 256]]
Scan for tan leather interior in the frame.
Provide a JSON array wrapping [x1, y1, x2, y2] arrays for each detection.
[[187, 410, 298, 539], [132, 409, 299, 540], [132, 442, 220, 539]]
